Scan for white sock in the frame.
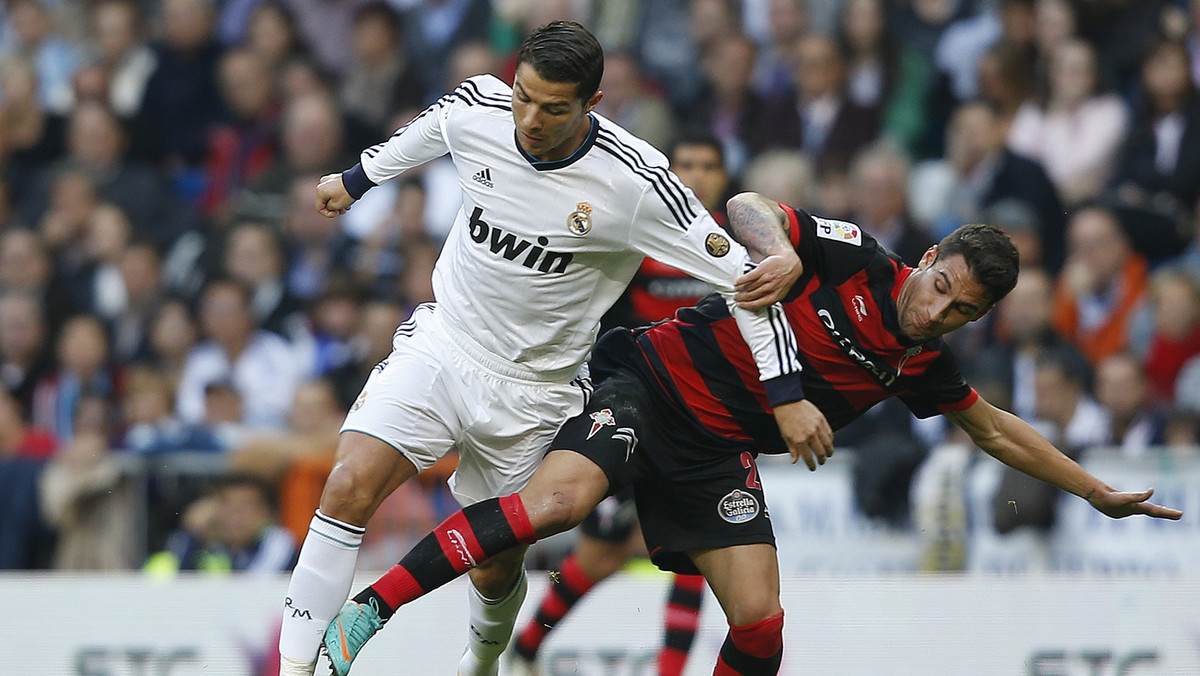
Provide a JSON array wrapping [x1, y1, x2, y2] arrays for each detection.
[[459, 567, 529, 675], [278, 510, 365, 662]]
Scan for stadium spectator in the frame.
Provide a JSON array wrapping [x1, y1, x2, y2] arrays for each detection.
[[0, 387, 56, 569], [0, 57, 67, 184], [0, 0, 81, 115], [31, 314, 118, 443], [685, 32, 761, 175], [970, 267, 1082, 420], [849, 141, 933, 265], [753, 33, 880, 170], [133, 0, 224, 176], [991, 345, 1105, 535], [1112, 39, 1200, 222], [0, 291, 52, 417], [106, 241, 165, 363], [741, 148, 816, 209], [120, 365, 224, 455], [749, 0, 808, 98], [1140, 268, 1200, 402], [29, 101, 197, 247], [399, 0, 491, 102], [1095, 351, 1165, 458], [232, 93, 353, 225], [222, 222, 305, 339], [175, 278, 301, 431], [90, 0, 156, 119], [282, 174, 358, 303], [200, 47, 282, 221], [323, 297, 405, 411], [146, 297, 199, 393], [1008, 39, 1129, 206], [836, 0, 932, 156], [928, 101, 1065, 270], [1052, 206, 1148, 365], [39, 392, 139, 570], [594, 50, 675, 154], [144, 473, 298, 574], [242, 1, 306, 76], [339, 3, 424, 139]]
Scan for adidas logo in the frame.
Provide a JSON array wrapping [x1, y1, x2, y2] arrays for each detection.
[[472, 167, 494, 188]]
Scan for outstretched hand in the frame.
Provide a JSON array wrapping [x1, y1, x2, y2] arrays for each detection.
[[734, 250, 801, 309], [316, 173, 355, 217], [1087, 487, 1182, 520]]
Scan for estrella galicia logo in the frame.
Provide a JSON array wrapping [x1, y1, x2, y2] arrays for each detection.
[[468, 206, 573, 273], [718, 489, 760, 523]]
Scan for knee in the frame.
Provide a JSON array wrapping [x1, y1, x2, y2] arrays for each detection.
[[320, 459, 389, 524], [726, 599, 784, 629], [470, 551, 525, 595], [521, 484, 596, 537]]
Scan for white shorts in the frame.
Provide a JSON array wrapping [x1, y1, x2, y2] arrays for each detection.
[[341, 303, 590, 506]]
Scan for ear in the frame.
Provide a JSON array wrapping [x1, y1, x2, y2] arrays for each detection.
[[586, 90, 603, 112], [918, 245, 938, 270]]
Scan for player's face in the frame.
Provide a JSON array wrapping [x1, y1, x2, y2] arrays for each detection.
[[512, 62, 602, 162], [670, 144, 728, 212], [896, 248, 992, 342]]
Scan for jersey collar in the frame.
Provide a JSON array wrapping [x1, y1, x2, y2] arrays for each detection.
[[514, 115, 599, 171]]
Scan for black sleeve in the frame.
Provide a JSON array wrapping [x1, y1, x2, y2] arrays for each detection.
[[897, 348, 977, 419], [780, 205, 886, 287]]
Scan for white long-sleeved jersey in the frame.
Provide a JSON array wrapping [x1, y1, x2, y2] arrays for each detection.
[[352, 75, 800, 387]]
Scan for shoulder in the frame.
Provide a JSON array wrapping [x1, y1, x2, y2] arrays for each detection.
[[592, 114, 670, 171], [446, 75, 513, 110]]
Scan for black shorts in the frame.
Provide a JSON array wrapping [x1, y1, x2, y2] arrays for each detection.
[[550, 369, 775, 575], [579, 487, 638, 542]]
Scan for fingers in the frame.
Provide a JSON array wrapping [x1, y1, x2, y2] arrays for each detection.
[[790, 443, 815, 471], [1141, 503, 1183, 520]]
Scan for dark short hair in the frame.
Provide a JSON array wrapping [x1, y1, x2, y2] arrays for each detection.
[[516, 21, 604, 102], [668, 131, 726, 167], [937, 224, 1019, 305]]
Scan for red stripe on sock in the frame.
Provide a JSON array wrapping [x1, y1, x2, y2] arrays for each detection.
[[657, 647, 688, 676], [664, 602, 701, 630], [372, 564, 424, 609], [673, 573, 705, 593], [433, 510, 485, 574], [498, 494, 537, 544], [542, 591, 571, 619], [730, 611, 784, 659], [558, 554, 596, 595], [713, 654, 739, 675]]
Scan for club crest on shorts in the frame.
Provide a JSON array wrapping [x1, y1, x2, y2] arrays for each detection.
[[587, 408, 616, 439], [568, 202, 593, 235], [717, 489, 760, 523], [352, 389, 368, 411], [705, 232, 730, 257]]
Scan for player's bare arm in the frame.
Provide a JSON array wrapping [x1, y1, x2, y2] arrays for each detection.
[[727, 192, 802, 309], [316, 173, 354, 217], [772, 399, 834, 471], [945, 397, 1183, 520]]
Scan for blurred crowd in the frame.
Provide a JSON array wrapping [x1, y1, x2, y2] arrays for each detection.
[[1, 0, 1199, 573]]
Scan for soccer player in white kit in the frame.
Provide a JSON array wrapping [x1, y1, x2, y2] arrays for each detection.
[[278, 21, 806, 676]]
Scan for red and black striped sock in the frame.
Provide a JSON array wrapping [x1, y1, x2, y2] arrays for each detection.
[[353, 494, 536, 621], [657, 573, 705, 676], [514, 553, 598, 660], [713, 611, 784, 676]]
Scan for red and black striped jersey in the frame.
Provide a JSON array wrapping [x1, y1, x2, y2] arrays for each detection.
[[593, 204, 978, 455]]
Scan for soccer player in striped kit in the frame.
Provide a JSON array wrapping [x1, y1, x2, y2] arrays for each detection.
[[323, 194, 1181, 675], [278, 22, 807, 676], [511, 133, 731, 676]]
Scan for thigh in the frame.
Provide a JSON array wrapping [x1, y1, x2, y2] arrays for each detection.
[[635, 451, 774, 576], [340, 307, 459, 473], [319, 431, 421, 523], [689, 544, 782, 627]]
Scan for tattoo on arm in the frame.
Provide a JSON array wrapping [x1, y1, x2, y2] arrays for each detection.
[[727, 197, 789, 263]]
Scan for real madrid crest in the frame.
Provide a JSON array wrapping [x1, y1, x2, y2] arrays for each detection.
[[568, 202, 593, 236], [705, 232, 730, 257]]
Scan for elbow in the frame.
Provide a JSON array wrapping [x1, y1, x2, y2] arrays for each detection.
[[726, 192, 766, 214]]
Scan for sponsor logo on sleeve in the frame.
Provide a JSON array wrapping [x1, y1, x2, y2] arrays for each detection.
[[814, 217, 862, 245], [705, 232, 730, 257]]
